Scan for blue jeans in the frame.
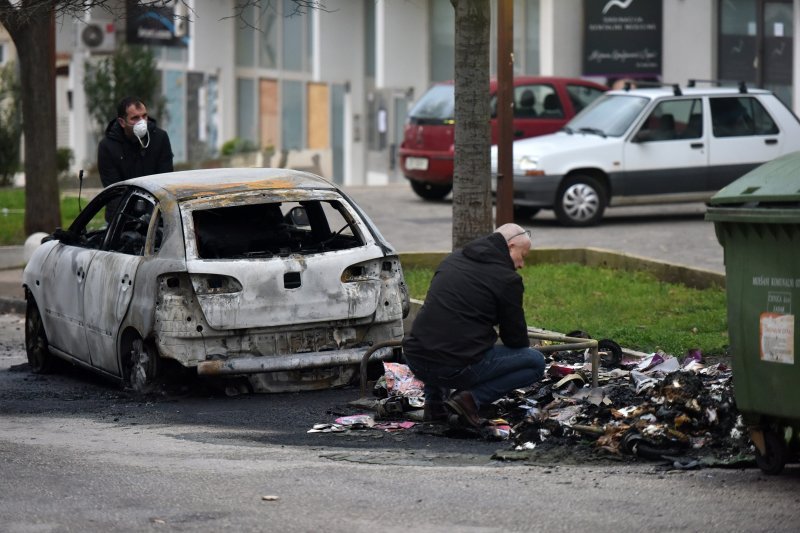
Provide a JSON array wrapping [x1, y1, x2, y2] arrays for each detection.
[[407, 345, 545, 409]]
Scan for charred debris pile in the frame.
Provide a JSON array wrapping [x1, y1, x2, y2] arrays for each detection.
[[363, 341, 753, 468]]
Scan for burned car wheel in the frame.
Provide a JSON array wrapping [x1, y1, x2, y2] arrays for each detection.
[[555, 175, 607, 227], [127, 336, 160, 393], [410, 180, 452, 201], [25, 297, 55, 374]]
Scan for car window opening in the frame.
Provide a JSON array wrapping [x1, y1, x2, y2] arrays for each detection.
[[193, 200, 365, 259]]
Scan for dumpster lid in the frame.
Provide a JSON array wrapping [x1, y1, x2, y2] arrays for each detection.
[[709, 151, 800, 206]]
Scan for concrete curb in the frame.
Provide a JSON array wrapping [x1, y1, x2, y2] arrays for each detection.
[[399, 247, 725, 290], [0, 297, 25, 315], [0, 245, 25, 270]]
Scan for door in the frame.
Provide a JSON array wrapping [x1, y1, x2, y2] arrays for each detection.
[[41, 244, 96, 361], [621, 98, 709, 197], [719, 0, 794, 106], [707, 95, 783, 190], [83, 193, 154, 375], [38, 188, 125, 361]]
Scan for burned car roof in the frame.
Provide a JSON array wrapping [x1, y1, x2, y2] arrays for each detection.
[[117, 168, 338, 202]]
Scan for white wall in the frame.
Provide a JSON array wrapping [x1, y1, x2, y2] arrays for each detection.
[[376, 0, 428, 98], [316, 0, 367, 185], [540, 0, 582, 76], [663, 0, 715, 86], [193, 1, 236, 151]]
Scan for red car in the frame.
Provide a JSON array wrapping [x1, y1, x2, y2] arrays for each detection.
[[399, 76, 608, 200]]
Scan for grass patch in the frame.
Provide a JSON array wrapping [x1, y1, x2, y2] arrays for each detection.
[[404, 263, 728, 357], [0, 187, 87, 245]]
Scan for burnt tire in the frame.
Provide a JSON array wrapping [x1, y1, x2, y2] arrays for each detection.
[[755, 430, 788, 475], [127, 336, 160, 393], [25, 297, 55, 374], [555, 175, 607, 227], [410, 180, 452, 201]]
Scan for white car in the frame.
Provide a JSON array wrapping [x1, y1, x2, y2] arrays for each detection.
[[491, 84, 800, 226], [23, 169, 408, 392]]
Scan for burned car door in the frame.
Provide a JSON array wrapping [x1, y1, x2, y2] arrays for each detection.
[[41, 187, 126, 362], [83, 192, 155, 375]]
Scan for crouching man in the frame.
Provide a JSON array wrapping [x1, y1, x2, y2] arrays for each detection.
[[402, 224, 546, 430]]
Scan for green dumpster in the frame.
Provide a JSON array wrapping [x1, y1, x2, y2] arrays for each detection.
[[706, 151, 800, 474]]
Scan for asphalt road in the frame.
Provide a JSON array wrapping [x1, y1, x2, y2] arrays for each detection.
[[342, 183, 724, 273], [2, 315, 799, 531]]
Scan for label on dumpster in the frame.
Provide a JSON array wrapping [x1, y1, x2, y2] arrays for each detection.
[[767, 291, 792, 314], [759, 312, 795, 364]]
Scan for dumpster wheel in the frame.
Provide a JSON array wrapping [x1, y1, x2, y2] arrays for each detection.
[[755, 430, 788, 475]]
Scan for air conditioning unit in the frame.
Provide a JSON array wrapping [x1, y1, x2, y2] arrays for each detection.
[[81, 20, 116, 53]]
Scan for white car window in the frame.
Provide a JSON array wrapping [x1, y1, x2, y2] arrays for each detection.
[[566, 94, 649, 137], [636, 99, 703, 141], [710, 96, 778, 137]]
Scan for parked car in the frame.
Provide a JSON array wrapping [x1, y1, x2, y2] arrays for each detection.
[[23, 169, 409, 392], [491, 84, 800, 226], [399, 76, 607, 200]]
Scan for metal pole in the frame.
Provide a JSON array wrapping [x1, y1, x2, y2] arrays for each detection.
[[495, 0, 514, 226]]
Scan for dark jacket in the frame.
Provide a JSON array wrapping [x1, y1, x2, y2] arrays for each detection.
[[402, 232, 530, 368], [97, 117, 174, 187]]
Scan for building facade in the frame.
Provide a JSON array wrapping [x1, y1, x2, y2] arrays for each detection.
[[7, 0, 797, 186]]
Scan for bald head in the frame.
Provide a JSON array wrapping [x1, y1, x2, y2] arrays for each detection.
[[496, 223, 532, 269]]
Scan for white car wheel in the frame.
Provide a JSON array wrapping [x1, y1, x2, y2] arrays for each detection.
[[555, 176, 607, 226]]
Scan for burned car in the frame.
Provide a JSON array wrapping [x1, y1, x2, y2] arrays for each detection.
[[23, 169, 409, 392]]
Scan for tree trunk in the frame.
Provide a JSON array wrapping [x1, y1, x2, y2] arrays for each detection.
[[451, 0, 492, 250], [3, 2, 61, 235]]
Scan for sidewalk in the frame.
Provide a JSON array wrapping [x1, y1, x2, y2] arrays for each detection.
[[0, 245, 25, 314]]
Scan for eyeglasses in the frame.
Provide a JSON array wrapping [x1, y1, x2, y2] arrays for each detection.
[[506, 229, 531, 242]]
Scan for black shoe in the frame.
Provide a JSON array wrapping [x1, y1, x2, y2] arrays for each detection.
[[423, 401, 449, 422], [445, 391, 485, 429]]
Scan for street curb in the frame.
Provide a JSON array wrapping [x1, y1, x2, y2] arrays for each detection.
[[0, 297, 25, 316], [399, 247, 725, 290]]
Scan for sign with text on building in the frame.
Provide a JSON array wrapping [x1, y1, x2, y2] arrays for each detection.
[[126, 0, 189, 48], [583, 0, 662, 78]]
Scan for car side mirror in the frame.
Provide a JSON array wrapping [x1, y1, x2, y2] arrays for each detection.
[[50, 227, 78, 245], [632, 131, 652, 143], [287, 206, 310, 227]]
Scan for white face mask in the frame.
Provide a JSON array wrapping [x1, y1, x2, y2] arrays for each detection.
[[132, 119, 150, 148]]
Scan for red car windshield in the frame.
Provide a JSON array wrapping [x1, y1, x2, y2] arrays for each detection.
[[408, 85, 455, 124]]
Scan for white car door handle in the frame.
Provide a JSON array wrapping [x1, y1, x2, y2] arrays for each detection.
[[690, 142, 704, 149], [765, 138, 778, 145]]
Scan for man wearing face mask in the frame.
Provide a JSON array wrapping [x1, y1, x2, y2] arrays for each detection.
[[97, 96, 174, 189], [402, 223, 545, 434]]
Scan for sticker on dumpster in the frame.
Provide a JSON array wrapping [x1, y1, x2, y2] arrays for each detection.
[[767, 292, 792, 314], [759, 312, 795, 365]]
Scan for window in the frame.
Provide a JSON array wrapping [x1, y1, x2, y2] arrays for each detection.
[[281, 80, 304, 150], [489, 84, 559, 119], [106, 194, 155, 256], [408, 85, 455, 123], [235, 2, 313, 71], [566, 84, 606, 113], [710, 96, 778, 137], [237, 78, 257, 144], [568, 94, 649, 137], [637, 99, 703, 141], [192, 199, 364, 259], [430, 0, 455, 82]]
